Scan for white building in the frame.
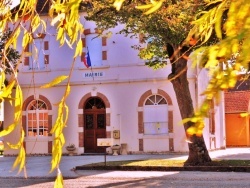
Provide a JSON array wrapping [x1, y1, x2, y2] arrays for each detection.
[[3, 2, 226, 155]]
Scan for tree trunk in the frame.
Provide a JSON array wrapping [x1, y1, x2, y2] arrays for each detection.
[[167, 43, 211, 165]]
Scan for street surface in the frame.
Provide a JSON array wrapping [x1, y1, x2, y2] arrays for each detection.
[[0, 148, 249, 187], [0, 171, 250, 188]]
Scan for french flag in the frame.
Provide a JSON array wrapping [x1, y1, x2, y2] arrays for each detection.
[[83, 49, 92, 68]]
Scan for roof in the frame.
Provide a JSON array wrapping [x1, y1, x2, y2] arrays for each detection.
[[225, 91, 250, 113]]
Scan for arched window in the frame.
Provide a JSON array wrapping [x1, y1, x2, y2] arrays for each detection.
[[144, 95, 168, 135], [84, 97, 106, 109], [27, 99, 49, 136]]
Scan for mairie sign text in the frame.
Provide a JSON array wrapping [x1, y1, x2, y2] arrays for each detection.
[[84, 72, 105, 78]]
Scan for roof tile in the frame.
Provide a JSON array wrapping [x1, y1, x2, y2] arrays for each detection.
[[225, 91, 250, 113]]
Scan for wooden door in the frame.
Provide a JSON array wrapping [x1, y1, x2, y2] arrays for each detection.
[[84, 97, 106, 153]]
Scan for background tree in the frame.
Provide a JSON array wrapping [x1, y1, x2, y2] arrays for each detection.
[[83, 0, 212, 165], [188, 0, 250, 126], [0, 29, 21, 76], [0, 29, 20, 131]]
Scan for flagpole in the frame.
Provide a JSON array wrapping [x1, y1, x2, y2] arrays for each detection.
[[86, 47, 94, 81], [90, 65, 94, 81]]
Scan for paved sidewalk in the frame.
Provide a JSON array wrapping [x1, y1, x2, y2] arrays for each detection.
[[0, 148, 249, 178]]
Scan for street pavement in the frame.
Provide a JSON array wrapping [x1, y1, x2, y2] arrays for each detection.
[[0, 148, 249, 179]]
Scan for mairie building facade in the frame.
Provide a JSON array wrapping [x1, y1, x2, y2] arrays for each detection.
[[3, 7, 226, 155]]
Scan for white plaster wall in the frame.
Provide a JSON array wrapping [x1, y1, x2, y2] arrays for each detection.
[[25, 139, 48, 154], [4, 14, 214, 155], [3, 100, 22, 155], [197, 66, 226, 150], [143, 138, 169, 152]]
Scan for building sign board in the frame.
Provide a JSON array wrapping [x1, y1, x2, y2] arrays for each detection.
[[97, 138, 112, 147], [83, 72, 105, 78]]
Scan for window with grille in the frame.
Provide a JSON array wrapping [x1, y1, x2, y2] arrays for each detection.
[[143, 95, 168, 135], [27, 100, 49, 136]]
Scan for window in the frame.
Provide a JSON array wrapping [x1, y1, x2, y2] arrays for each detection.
[[143, 95, 168, 135], [85, 34, 102, 67], [85, 97, 105, 109], [29, 39, 49, 70], [27, 100, 48, 136], [81, 29, 107, 68], [24, 35, 49, 70]]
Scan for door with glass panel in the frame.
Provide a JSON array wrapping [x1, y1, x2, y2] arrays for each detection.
[[27, 100, 48, 137], [26, 99, 49, 154], [84, 97, 106, 153]]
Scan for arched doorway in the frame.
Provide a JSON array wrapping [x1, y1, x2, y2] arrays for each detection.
[[84, 97, 106, 153]]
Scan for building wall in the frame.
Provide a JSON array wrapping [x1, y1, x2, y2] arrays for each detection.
[[3, 13, 225, 155], [197, 65, 226, 150]]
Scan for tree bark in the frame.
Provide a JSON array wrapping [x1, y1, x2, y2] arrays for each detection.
[[167, 43, 211, 165]]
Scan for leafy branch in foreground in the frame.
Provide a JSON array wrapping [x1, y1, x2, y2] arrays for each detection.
[[0, 0, 82, 186], [187, 0, 250, 135]]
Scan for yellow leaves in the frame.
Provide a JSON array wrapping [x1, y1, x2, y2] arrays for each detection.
[[0, 123, 17, 137], [182, 115, 205, 137], [65, 84, 71, 99], [190, 0, 229, 43], [217, 47, 227, 58], [50, 100, 68, 172], [190, 0, 250, 74], [74, 39, 83, 58], [225, 0, 250, 37], [50, 0, 83, 51], [57, 27, 65, 46], [5, 27, 21, 50], [231, 42, 239, 54], [51, 13, 66, 26], [49, 83, 70, 173], [0, 81, 24, 172], [22, 31, 33, 49], [11, 130, 26, 173], [13, 85, 23, 125], [12, 146, 26, 173], [136, 0, 164, 15], [7, 129, 25, 150], [187, 122, 204, 137], [213, 0, 227, 39], [240, 113, 249, 117], [0, 71, 5, 92], [1, 79, 16, 99], [49, 83, 69, 173], [54, 169, 64, 188], [40, 75, 69, 88], [31, 15, 42, 32], [135, 4, 153, 10], [113, 0, 125, 11]]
